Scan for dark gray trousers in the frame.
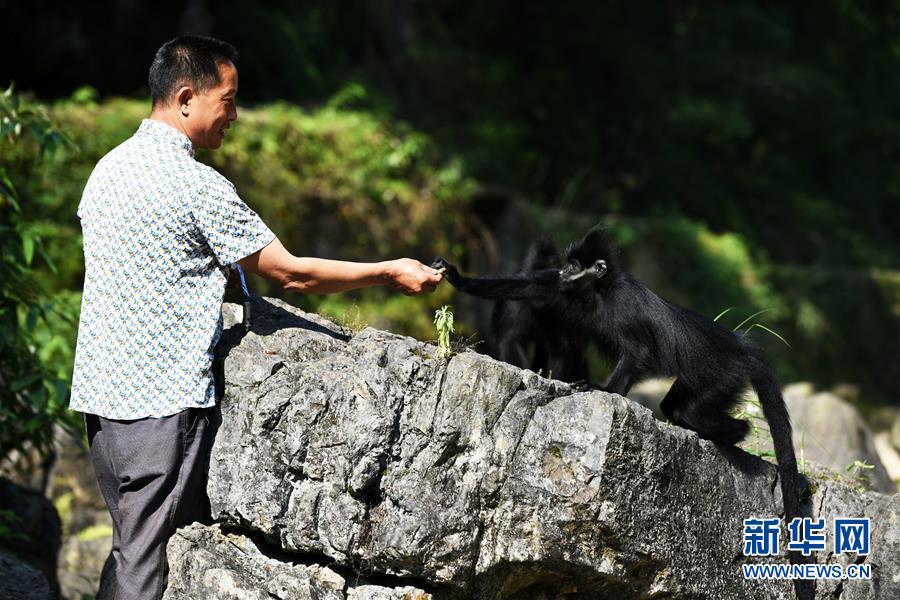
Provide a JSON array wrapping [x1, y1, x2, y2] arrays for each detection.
[[85, 406, 218, 600]]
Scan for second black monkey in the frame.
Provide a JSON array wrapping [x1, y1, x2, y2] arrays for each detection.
[[489, 237, 591, 383]]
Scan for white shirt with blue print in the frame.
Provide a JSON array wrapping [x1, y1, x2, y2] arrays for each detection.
[[70, 118, 275, 419]]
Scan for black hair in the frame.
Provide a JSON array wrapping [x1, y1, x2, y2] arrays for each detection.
[[148, 35, 238, 107]]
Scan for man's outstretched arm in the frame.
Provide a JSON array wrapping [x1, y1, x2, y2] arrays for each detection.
[[237, 237, 442, 295]]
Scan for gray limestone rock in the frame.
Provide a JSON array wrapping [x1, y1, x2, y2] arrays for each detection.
[[175, 298, 900, 599], [163, 523, 431, 600], [872, 433, 900, 490], [805, 481, 900, 600], [347, 585, 431, 600], [163, 523, 345, 600]]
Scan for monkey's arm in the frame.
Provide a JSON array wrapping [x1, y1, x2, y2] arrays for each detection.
[[431, 257, 560, 300]]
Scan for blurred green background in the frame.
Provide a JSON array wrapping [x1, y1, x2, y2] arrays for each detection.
[[3, 0, 900, 464]]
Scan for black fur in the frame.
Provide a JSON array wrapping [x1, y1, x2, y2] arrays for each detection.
[[433, 226, 811, 600], [489, 237, 590, 382]]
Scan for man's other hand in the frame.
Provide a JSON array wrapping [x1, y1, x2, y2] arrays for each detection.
[[387, 258, 444, 295]]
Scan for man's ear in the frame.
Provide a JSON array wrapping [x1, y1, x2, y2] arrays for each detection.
[[176, 86, 194, 117]]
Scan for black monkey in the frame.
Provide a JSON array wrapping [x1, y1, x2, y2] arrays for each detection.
[[489, 237, 591, 383], [433, 226, 811, 600]]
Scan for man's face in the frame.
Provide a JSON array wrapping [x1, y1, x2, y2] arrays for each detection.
[[185, 60, 238, 150]]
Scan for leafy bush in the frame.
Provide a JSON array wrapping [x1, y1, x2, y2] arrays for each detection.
[[0, 86, 80, 460], [21, 87, 477, 342]]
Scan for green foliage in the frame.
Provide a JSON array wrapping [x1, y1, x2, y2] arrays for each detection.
[[15, 2, 899, 266], [736, 398, 876, 493], [401, 2, 900, 271], [806, 458, 877, 496], [0, 86, 79, 461], [314, 282, 456, 341], [767, 266, 900, 401], [200, 93, 475, 333], [10, 92, 475, 351], [607, 216, 782, 320], [202, 93, 475, 266]]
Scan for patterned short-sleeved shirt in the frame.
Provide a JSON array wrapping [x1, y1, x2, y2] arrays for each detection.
[[70, 118, 276, 419]]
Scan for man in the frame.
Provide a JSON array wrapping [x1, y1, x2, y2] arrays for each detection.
[[69, 35, 443, 599]]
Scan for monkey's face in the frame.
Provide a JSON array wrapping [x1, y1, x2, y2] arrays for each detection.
[[561, 226, 613, 290], [560, 258, 607, 288]]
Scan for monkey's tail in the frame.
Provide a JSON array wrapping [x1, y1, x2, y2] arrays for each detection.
[[750, 370, 815, 600], [750, 372, 800, 521]]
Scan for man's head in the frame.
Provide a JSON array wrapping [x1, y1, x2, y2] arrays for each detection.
[[149, 36, 239, 150]]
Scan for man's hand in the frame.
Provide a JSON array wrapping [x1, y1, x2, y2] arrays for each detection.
[[387, 258, 444, 295]]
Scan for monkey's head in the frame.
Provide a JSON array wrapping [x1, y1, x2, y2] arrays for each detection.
[[561, 225, 617, 290]]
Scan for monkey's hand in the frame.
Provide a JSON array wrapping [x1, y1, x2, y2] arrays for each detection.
[[569, 379, 601, 393], [430, 257, 461, 284]]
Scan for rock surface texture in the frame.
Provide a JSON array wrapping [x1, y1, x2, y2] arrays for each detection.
[[164, 298, 900, 600]]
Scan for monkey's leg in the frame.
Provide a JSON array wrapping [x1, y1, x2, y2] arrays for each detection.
[[496, 337, 530, 369], [544, 347, 580, 383], [491, 301, 536, 370], [660, 379, 689, 424], [673, 382, 750, 445], [603, 354, 639, 395]]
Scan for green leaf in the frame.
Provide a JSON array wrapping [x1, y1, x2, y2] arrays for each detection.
[[845, 460, 874, 471], [22, 234, 34, 266], [32, 386, 48, 410], [25, 305, 39, 332], [734, 308, 775, 331], [745, 323, 792, 348], [0, 172, 21, 211], [11, 372, 42, 392], [53, 379, 70, 406], [713, 307, 736, 322], [36, 245, 58, 275]]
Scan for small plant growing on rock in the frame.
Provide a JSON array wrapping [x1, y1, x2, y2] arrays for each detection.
[[433, 305, 455, 358], [844, 460, 875, 493], [337, 303, 367, 333]]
